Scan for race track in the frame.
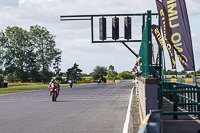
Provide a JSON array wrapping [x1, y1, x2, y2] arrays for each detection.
[[0, 83, 133, 133]]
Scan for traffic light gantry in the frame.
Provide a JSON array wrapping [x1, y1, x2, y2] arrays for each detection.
[[60, 12, 158, 57]]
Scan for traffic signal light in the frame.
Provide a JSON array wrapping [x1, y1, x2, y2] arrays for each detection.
[[124, 17, 132, 39], [99, 17, 106, 40], [112, 17, 119, 40]]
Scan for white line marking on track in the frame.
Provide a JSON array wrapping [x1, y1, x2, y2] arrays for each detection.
[[122, 86, 134, 133]]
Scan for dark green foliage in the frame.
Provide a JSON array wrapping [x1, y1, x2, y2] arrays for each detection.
[[66, 63, 82, 82], [90, 66, 108, 80], [178, 70, 186, 75], [55, 76, 63, 82], [0, 69, 4, 75], [107, 71, 118, 80], [0, 25, 62, 82], [107, 65, 118, 81], [2, 26, 29, 82], [0, 75, 4, 82], [42, 71, 54, 83], [196, 68, 200, 74], [29, 25, 61, 82], [165, 70, 176, 75], [5, 72, 19, 83], [118, 71, 134, 79], [53, 55, 62, 77], [185, 73, 192, 78], [165, 69, 187, 75]]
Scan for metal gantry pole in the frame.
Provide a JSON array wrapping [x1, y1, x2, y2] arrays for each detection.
[[91, 16, 94, 43], [147, 10, 153, 77], [122, 42, 138, 58]]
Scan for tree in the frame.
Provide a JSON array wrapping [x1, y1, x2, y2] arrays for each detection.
[[178, 70, 186, 75], [165, 69, 176, 75], [107, 65, 118, 81], [53, 55, 62, 77], [107, 71, 118, 80], [4, 72, 19, 83], [66, 63, 82, 82], [196, 68, 200, 74], [0, 25, 62, 82], [118, 71, 134, 80], [0, 75, 4, 82], [1, 26, 30, 82], [185, 73, 192, 78], [90, 66, 107, 82], [27, 58, 41, 82], [108, 65, 115, 72], [29, 25, 61, 82], [0, 31, 6, 66], [53, 55, 62, 81]]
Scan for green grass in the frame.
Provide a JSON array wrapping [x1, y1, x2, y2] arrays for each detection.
[[0, 84, 48, 95], [0, 83, 83, 95]]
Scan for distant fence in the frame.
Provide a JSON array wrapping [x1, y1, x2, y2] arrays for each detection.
[[164, 78, 200, 83], [115, 80, 134, 83], [106, 80, 115, 83]]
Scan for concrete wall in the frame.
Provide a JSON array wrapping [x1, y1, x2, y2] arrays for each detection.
[[106, 80, 115, 83], [137, 77, 158, 121], [115, 80, 134, 83]]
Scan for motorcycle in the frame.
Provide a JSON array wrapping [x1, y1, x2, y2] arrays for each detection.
[[69, 80, 73, 88], [50, 83, 58, 102]]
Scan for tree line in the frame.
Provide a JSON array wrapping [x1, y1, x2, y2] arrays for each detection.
[[65, 64, 134, 82], [93, 65, 134, 82], [165, 69, 200, 76], [0, 25, 134, 83], [0, 25, 61, 82], [66, 63, 200, 82]]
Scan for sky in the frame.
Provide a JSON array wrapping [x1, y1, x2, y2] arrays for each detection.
[[0, 0, 200, 74]]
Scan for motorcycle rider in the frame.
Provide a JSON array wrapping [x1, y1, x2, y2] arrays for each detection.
[[68, 78, 73, 87], [98, 78, 101, 83], [68, 78, 73, 83], [55, 80, 60, 95], [49, 79, 60, 95]]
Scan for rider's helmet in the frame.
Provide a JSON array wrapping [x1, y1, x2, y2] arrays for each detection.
[[51, 79, 55, 82], [69, 78, 72, 80]]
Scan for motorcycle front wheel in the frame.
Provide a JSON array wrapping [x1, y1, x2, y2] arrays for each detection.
[[52, 93, 56, 102]]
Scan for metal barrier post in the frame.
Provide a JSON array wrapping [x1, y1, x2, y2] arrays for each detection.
[[173, 93, 178, 119], [158, 83, 162, 109], [198, 86, 200, 119]]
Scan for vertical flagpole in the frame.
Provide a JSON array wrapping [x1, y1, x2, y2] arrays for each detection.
[[161, 50, 166, 81], [195, 70, 197, 86], [158, 14, 164, 81]]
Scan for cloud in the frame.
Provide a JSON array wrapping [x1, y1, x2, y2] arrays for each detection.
[[191, 33, 200, 37], [186, 0, 200, 16], [0, 0, 199, 73], [0, 0, 18, 7]]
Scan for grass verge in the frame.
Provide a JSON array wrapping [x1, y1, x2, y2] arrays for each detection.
[[0, 83, 85, 95]]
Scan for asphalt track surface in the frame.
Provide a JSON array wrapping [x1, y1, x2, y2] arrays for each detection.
[[0, 83, 134, 133]]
